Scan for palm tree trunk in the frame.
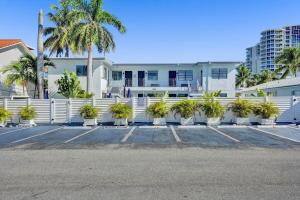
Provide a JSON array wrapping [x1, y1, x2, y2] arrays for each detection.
[[87, 45, 93, 93], [65, 45, 69, 57], [37, 9, 44, 99]]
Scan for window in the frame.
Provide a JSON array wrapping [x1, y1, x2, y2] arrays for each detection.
[[76, 65, 87, 76], [112, 71, 122, 80], [211, 68, 228, 79], [178, 70, 193, 81], [148, 71, 158, 80]]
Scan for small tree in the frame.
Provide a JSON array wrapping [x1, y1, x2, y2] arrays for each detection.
[[56, 70, 93, 98], [146, 101, 169, 118]]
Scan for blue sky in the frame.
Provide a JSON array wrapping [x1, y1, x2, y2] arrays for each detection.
[[1, 0, 300, 63]]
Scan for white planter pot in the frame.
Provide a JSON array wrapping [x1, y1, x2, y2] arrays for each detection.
[[260, 118, 275, 125], [114, 118, 128, 126], [153, 118, 166, 126], [83, 118, 97, 126], [180, 117, 194, 126], [20, 119, 36, 126], [235, 117, 250, 125], [205, 118, 220, 126], [0, 121, 6, 128]]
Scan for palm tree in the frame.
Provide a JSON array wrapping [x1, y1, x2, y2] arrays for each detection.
[[247, 74, 261, 87], [70, 0, 126, 93], [0, 54, 54, 96], [258, 70, 278, 84], [236, 65, 251, 88], [44, 1, 75, 57], [275, 47, 300, 78]]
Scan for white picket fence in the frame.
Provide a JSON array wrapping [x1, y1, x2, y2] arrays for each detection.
[[1, 96, 300, 124]]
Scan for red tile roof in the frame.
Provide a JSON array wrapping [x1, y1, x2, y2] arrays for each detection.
[[0, 39, 34, 50]]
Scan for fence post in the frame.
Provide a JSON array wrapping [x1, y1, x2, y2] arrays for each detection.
[[50, 98, 55, 124], [146, 96, 150, 107], [3, 98, 7, 110], [92, 97, 96, 106], [131, 97, 135, 123], [67, 98, 72, 124], [292, 96, 296, 122], [264, 96, 269, 102], [27, 98, 31, 106]]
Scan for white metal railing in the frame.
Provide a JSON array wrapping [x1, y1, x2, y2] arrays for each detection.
[[1, 96, 299, 124]]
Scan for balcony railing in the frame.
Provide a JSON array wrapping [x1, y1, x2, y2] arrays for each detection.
[[125, 79, 132, 87]]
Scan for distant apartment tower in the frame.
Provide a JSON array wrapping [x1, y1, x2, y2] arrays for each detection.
[[246, 44, 260, 74], [246, 25, 300, 73]]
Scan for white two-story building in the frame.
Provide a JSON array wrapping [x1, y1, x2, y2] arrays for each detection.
[[48, 58, 240, 98]]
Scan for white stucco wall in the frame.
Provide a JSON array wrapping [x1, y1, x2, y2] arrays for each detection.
[[48, 58, 110, 98]]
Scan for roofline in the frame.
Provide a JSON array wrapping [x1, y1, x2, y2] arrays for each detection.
[[49, 57, 112, 65], [113, 61, 242, 66], [240, 78, 300, 92], [0, 40, 34, 51]]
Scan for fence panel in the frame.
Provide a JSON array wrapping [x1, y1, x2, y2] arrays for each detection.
[[31, 99, 51, 123], [54, 99, 68, 123], [7, 99, 27, 123], [270, 96, 293, 123], [95, 98, 115, 123]]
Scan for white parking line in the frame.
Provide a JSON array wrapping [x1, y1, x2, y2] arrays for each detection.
[[288, 125, 300, 132], [121, 127, 136, 143], [208, 126, 240, 143], [170, 125, 181, 142], [248, 126, 300, 143], [64, 126, 100, 144], [0, 127, 31, 136], [11, 127, 63, 144]]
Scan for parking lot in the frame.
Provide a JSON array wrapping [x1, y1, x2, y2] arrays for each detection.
[[0, 124, 300, 149]]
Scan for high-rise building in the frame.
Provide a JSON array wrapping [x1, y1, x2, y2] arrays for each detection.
[[246, 44, 260, 74], [246, 25, 300, 73]]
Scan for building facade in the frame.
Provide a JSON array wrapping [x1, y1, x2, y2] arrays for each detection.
[[0, 39, 34, 97], [48, 59, 240, 98], [246, 25, 300, 73], [246, 44, 260, 74], [239, 77, 300, 97]]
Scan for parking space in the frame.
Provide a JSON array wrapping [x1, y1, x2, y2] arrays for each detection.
[[0, 125, 299, 149], [66, 127, 130, 145], [125, 127, 176, 145], [218, 127, 297, 147], [0, 126, 61, 148], [174, 127, 237, 146], [254, 127, 300, 143]]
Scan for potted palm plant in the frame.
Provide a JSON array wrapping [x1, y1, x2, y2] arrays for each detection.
[[146, 101, 169, 126], [0, 107, 12, 127], [19, 106, 37, 126], [227, 98, 253, 125], [253, 102, 279, 125], [80, 104, 99, 126], [170, 99, 199, 125], [109, 103, 132, 126], [200, 99, 224, 125]]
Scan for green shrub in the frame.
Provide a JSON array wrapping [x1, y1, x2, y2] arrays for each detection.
[[146, 101, 169, 118], [19, 106, 37, 120], [228, 98, 253, 118], [80, 104, 99, 119], [200, 99, 224, 118], [253, 102, 279, 119], [170, 99, 200, 119], [0, 107, 12, 123], [77, 90, 94, 99], [109, 103, 132, 119]]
